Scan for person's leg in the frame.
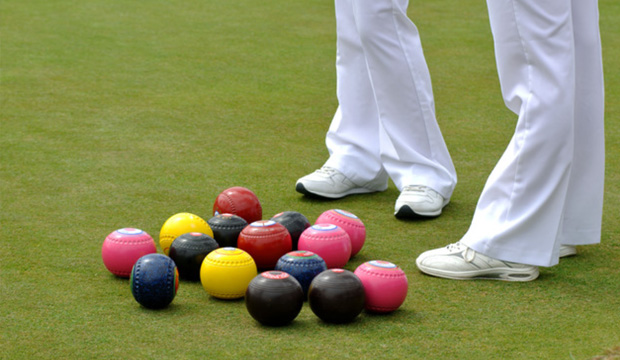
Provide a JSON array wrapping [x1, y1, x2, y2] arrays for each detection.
[[417, 0, 578, 278], [323, 0, 388, 186], [351, 0, 456, 199], [295, 0, 388, 199], [460, 0, 576, 267], [556, 0, 605, 252]]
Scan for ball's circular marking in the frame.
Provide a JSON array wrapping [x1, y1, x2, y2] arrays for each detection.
[[287, 250, 316, 258], [368, 260, 397, 269], [311, 224, 337, 231], [117, 228, 144, 235], [334, 209, 359, 219], [250, 220, 276, 227], [261, 271, 290, 280]]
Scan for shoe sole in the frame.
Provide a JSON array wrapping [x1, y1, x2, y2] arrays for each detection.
[[416, 263, 539, 282], [295, 182, 381, 199], [559, 246, 577, 258], [394, 200, 450, 219]]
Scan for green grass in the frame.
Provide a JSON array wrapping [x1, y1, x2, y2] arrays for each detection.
[[1, 0, 619, 358]]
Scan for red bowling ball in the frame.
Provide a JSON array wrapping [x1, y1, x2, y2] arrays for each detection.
[[213, 186, 262, 223], [238, 220, 292, 270]]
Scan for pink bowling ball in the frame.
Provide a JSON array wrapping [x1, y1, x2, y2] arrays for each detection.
[[297, 224, 351, 269], [354, 260, 408, 313], [315, 209, 366, 257], [102, 228, 157, 278]]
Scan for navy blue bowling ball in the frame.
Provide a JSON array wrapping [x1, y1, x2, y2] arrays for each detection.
[[275, 250, 327, 297], [130, 254, 178, 309]]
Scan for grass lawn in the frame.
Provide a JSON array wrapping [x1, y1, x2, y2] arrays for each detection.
[[1, 0, 619, 358]]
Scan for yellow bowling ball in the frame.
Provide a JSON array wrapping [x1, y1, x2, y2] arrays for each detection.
[[200, 247, 257, 299], [159, 212, 212, 255]]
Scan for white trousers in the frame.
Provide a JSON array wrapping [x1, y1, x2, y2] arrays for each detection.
[[324, 0, 457, 199], [461, 0, 605, 267]]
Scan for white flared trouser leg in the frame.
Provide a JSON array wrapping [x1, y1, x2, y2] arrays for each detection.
[[325, 0, 386, 188], [325, 0, 457, 198], [461, 0, 605, 267]]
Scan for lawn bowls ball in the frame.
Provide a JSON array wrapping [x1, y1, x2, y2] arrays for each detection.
[[297, 224, 351, 269], [207, 213, 247, 247], [200, 247, 257, 299], [169, 232, 219, 281], [271, 211, 311, 250], [159, 212, 213, 255], [315, 209, 365, 257], [354, 260, 408, 313], [130, 254, 179, 309], [308, 269, 365, 323], [275, 250, 327, 297], [245, 271, 304, 326], [237, 220, 292, 270], [102, 228, 157, 278], [213, 186, 262, 223]]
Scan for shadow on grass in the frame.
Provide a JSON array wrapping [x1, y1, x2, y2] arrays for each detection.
[[393, 200, 465, 223], [207, 296, 245, 304], [135, 302, 181, 313], [294, 187, 398, 204], [107, 275, 128, 283], [247, 317, 315, 330]]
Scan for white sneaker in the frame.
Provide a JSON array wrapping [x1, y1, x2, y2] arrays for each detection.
[[295, 166, 387, 199], [416, 242, 539, 282], [395, 185, 449, 218], [560, 245, 577, 258]]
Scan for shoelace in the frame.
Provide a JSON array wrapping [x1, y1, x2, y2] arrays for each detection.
[[447, 242, 475, 262], [402, 185, 427, 193], [317, 166, 338, 175]]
